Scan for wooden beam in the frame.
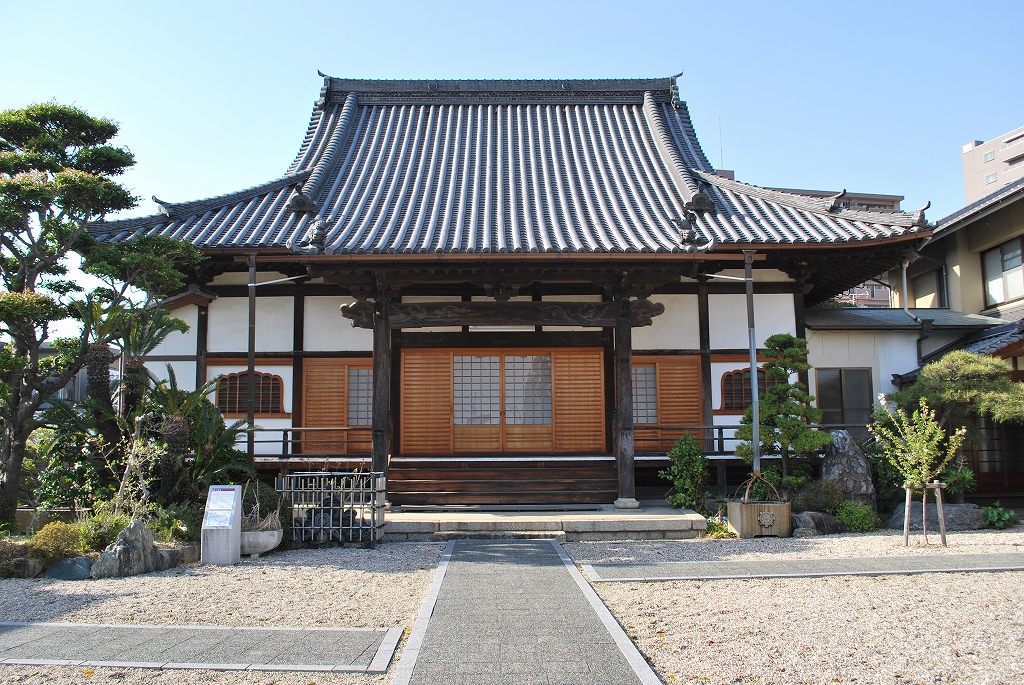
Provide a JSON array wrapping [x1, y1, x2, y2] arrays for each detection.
[[342, 299, 665, 329]]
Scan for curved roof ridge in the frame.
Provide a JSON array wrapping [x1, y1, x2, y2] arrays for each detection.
[[288, 91, 358, 211], [90, 170, 310, 234], [691, 169, 924, 228], [641, 91, 699, 202]]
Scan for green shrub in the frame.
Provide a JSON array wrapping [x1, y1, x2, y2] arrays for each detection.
[[78, 502, 132, 552], [658, 435, 708, 513], [835, 501, 877, 532], [984, 501, 1021, 529], [792, 480, 845, 514], [149, 501, 204, 543], [28, 521, 82, 561]]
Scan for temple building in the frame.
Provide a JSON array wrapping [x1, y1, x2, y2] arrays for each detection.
[[91, 76, 934, 506]]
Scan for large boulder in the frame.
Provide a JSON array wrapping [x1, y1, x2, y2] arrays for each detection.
[[91, 520, 160, 579], [46, 556, 93, 581], [822, 430, 876, 511], [791, 511, 843, 536], [888, 502, 987, 531]]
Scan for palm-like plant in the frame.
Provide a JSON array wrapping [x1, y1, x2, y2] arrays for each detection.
[[72, 293, 131, 458], [119, 306, 189, 418], [149, 365, 222, 499]]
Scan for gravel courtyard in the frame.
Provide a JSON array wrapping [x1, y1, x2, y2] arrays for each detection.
[[566, 528, 1024, 685], [1, 530, 1023, 684]]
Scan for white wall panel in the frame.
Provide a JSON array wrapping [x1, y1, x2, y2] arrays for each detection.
[[150, 305, 199, 357], [208, 297, 294, 352], [304, 296, 373, 351], [633, 294, 700, 350], [148, 361, 198, 392], [708, 293, 795, 349]]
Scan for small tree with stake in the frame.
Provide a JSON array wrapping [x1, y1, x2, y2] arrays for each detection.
[[869, 395, 966, 545]]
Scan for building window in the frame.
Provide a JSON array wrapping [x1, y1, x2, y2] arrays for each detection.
[[721, 368, 779, 412], [504, 355, 552, 425], [347, 367, 373, 426], [217, 371, 285, 415], [983, 236, 1024, 307], [983, 150, 995, 163], [986, 172, 997, 185], [816, 368, 872, 435], [632, 365, 658, 423], [453, 355, 501, 425]]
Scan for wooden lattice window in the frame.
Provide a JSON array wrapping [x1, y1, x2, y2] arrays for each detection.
[[720, 368, 778, 412], [217, 371, 285, 415]]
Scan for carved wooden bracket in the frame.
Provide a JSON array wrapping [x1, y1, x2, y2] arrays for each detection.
[[340, 299, 665, 329]]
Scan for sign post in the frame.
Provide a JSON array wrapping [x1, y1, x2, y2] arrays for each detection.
[[201, 485, 241, 565]]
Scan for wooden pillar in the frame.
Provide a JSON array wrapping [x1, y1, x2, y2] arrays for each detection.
[[614, 302, 639, 508], [371, 296, 392, 480], [246, 254, 257, 465], [697, 280, 713, 454]]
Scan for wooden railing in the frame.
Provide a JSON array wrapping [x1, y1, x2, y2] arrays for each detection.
[[250, 423, 868, 460]]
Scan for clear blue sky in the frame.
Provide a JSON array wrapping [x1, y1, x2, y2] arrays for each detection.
[[3, 0, 1022, 223]]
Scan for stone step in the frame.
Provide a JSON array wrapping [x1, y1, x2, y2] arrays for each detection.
[[432, 530, 567, 542]]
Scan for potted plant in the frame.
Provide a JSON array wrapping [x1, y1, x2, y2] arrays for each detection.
[[239, 481, 283, 558], [730, 335, 834, 538]]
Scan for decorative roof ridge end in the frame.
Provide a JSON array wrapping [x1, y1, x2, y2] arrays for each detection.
[[289, 91, 358, 212], [691, 170, 926, 228]]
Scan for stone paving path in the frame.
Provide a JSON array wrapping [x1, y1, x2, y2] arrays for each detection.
[[393, 539, 661, 685], [0, 622, 401, 673], [584, 551, 1024, 582]]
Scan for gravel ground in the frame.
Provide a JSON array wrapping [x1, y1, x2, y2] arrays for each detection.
[[4, 530, 1024, 685], [566, 529, 1024, 685], [0, 542, 445, 685]]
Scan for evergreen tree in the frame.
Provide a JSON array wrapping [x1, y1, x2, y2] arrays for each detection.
[[0, 103, 201, 521]]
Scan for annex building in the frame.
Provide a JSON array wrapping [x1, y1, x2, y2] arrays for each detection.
[[92, 76, 932, 507]]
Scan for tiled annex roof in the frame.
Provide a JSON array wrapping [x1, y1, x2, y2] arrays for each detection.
[[931, 175, 1024, 237], [91, 76, 928, 255], [804, 307, 1000, 331]]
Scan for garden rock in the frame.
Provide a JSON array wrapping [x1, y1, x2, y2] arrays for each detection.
[[157, 548, 183, 571], [888, 502, 987, 531], [822, 430, 876, 510], [91, 521, 160, 578], [791, 511, 843, 536], [11, 557, 44, 578], [45, 556, 93, 581]]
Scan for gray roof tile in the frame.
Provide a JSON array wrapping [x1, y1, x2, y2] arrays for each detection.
[[91, 77, 927, 255]]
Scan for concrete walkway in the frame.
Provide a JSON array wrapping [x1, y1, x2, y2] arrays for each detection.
[[0, 622, 401, 673], [583, 552, 1024, 582], [392, 539, 661, 685]]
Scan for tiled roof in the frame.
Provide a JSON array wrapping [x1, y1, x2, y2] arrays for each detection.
[[931, 175, 1024, 236], [958, 318, 1024, 357], [804, 308, 1000, 331], [91, 76, 928, 255]]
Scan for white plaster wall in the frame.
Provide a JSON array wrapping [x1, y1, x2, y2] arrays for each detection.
[[715, 268, 793, 283], [208, 297, 294, 352], [210, 271, 292, 286], [708, 293, 795, 349], [147, 361, 198, 392], [400, 296, 463, 334], [805, 329, 919, 400], [877, 332, 921, 395], [304, 296, 373, 351], [633, 294, 700, 351], [150, 305, 198, 357], [540, 294, 603, 332]]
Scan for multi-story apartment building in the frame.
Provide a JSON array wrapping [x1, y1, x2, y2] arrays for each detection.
[[962, 125, 1024, 204]]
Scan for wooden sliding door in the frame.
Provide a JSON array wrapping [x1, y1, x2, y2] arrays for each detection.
[[400, 348, 605, 455]]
